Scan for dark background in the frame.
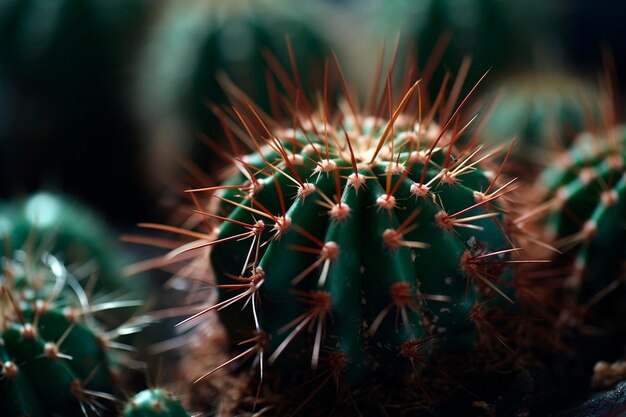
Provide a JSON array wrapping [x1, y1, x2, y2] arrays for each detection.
[[1, 0, 624, 228]]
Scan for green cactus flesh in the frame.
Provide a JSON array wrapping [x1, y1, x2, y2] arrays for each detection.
[[123, 389, 191, 417], [480, 73, 600, 150], [539, 129, 626, 298], [0, 250, 120, 417], [0, 192, 143, 298], [203, 111, 516, 384]]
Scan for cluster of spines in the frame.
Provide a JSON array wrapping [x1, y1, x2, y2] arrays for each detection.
[[0, 248, 143, 416], [139, 60, 533, 394], [517, 128, 626, 318]]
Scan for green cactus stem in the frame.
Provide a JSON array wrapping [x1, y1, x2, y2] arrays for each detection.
[[528, 128, 626, 308], [0, 248, 144, 416], [161, 75, 520, 388], [123, 389, 191, 417]]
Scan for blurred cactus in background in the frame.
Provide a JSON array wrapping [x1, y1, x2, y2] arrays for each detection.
[[0, 246, 140, 416], [373, 0, 553, 97], [529, 128, 626, 316], [477, 73, 602, 179], [0, 192, 164, 416], [135, 0, 331, 186], [480, 73, 600, 151], [0, 192, 145, 300]]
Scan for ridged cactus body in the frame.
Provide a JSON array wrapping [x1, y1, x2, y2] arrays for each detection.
[[124, 389, 191, 417], [0, 250, 118, 416], [537, 129, 626, 299], [206, 109, 515, 384]]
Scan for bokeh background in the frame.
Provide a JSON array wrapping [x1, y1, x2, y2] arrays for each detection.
[[1, 0, 624, 230]]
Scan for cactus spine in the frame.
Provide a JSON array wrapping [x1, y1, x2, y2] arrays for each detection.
[[0, 250, 123, 416], [529, 129, 626, 304], [0, 193, 148, 416]]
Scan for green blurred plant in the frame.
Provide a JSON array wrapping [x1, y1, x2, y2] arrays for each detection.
[[0, 192, 145, 298], [533, 128, 626, 304], [0, 248, 143, 416], [136, 0, 331, 183], [123, 388, 191, 417]]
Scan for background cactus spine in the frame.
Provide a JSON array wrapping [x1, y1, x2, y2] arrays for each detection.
[[0, 248, 144, 417], [519, 126, 626, 325], [0, 192, 153, 416]]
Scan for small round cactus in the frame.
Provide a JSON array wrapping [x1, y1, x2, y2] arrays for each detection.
[[480, 73, 600, 151], [167, 75, 519, 390], [0, 192, 144, 298], [0, 249, 126, 416], [526, 128, 625, 307], [124, 389, 191, 417]]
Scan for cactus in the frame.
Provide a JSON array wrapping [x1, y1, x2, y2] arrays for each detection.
[[123, 389, 191, 417], [0, 248, 134, 416], [524, 128, 626, 308], [164, 72, 521, 391], [480, 73, 600, 152], [0, 192, 144, 299], [136, 0, 330, 183]]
